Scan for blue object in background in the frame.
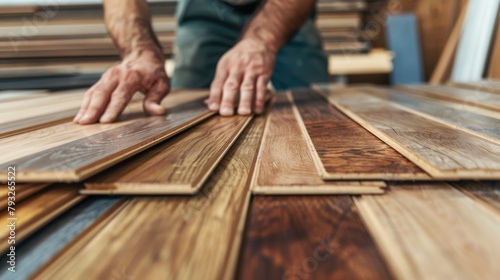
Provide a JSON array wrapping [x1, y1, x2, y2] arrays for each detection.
[[385, 13, 424, 85]]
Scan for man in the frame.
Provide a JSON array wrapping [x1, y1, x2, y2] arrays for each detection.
[[74, 0, 328, 124]]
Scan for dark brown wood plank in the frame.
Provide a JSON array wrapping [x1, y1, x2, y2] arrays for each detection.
[[292, 88, 429, 180], [236, 196, 394, 280]]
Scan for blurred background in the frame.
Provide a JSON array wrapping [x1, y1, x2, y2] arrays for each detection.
[[0, 0, 489, 91]]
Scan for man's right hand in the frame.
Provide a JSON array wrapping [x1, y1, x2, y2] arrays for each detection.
[[73, 48, 169, 124]]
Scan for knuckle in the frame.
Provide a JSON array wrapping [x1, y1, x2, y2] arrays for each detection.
[[224, 80, 239, 91]]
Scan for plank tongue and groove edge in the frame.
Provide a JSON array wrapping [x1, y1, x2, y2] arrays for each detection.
[[399, 84, 500, 112], [83, 114, 253, 194], [297, 87, 430, 180], [354, 183, 500, 280], [356, 86, 500, 142], [325, 88, 500, 179], [33, 112, 268, 280], [252, 92, 386, 194], [0, 183, 84, 253], [0, 91, 214, 182], [236, 196, 394, 280]]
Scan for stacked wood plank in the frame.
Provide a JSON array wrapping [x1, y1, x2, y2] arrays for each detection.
[[2, 82, 500, 279]]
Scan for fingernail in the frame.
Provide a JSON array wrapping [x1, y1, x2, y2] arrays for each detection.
[[238, 107, 251, 115], [100, 115, 112, 123], [220, 107, 233, 116], [209, 103, 219, 111]]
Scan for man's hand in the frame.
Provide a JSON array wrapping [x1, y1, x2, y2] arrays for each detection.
[[74, 49, 168, 124], [207, 38, 275, 116]]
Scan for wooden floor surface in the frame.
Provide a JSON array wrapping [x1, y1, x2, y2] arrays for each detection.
[[326, 90, 500, 179], [84, 114, 252, 194], [34, 114, 267, 280], [0, 183, 49, 205], [0, 91, 213, 182], [252, 93, 385, 194], [237, 195, 394, 280], [294, 89, 430, 180], [354, 183, 500, 280]]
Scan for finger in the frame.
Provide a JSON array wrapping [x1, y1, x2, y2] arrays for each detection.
[[208, 63, 228, 112], [254, 75, 269, 114], [220, 70, 243, 116], [144, 78, 169, 116], [99, 83, 136, 123], [73, 85, 95, 123], [238, 73, 256, 115], [78, 79, 118, 124]]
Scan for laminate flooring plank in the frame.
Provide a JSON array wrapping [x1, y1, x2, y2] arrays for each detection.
[[236, 196, 394, 280], [0, 91, 213, 182], [253, 93, 386, 194], [450, 80, 500, 95], [0, 184, 84, 253], [325, 90, 500, 179], [354, 183, 500, 280], [0, 183, 50, 205], [293, 88, 429, 180], [357, 86, 500, 142], [0, 90, 49, 102], [400, 84, 500, 112], [34, 113, 267, 280], [84, 114, 252, 194], [454, 181, 500, 215]]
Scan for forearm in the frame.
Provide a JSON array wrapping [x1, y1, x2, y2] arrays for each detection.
[[241, 0, 317, 52], [103, 0, 162, 58]]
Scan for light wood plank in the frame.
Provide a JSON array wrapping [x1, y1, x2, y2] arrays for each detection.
[[358, 86, 500, 142], [237, 196, 394, 280], [301, 87, 430, 180], [34, 113, 267, 280], [454, 181, 500, 215], [325, 89, 500, 179], [450, 80, 500, 95], [0, 184, 84, 253], [354, 183, 500, 280], [400, 84, 500, 112], [84, 115, 252, 194], [252, 93, 386, 194], [0, 91, 213, 182]]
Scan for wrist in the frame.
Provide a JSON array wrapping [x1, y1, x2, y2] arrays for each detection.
[[241, 28, 282, 54]]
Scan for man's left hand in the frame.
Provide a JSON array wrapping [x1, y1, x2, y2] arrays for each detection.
[[206, 37, 276, 116]]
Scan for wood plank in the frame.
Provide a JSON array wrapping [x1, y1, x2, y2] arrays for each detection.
[[400, 84, 500, 112], [326, 89, 500, 179], [252, 93, 386, 194], [297, 88, 429, 180], [0, 184, 84, 253], [454, 181, 500, 215], [354, 183, 500, 280], [0, 183, 50, 205], [236, 196, 394, 280], [34, 113, 267, 280], [0, 90, 49, 102], [83, 115, 252, 194], [488, 8, 500, 79], [358, 86, 500, 142], [0, 91, 213, 182], [450, 80, 500, 95]]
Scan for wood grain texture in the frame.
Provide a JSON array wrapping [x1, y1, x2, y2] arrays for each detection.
[[358, 86, 500, 142], [0, 91, 213, 182], [0, 183, 49, 205], [354, 183, 500, 280], [454, 181, 500, 215], [400, 84, 500, 112], [252, 93, 386, 194], [450, 80, 500, 95], [0, 184, 84, 253], [488, 11, 500, 79], [326, 89, 500, 179], [34, 113, 268, 280], [84, 115, 252, 194], [236, 196, 394, 280], [295, 88, 429, 180]]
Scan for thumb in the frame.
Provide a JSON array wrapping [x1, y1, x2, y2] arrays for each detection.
[[144, 79, 169, 116]]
